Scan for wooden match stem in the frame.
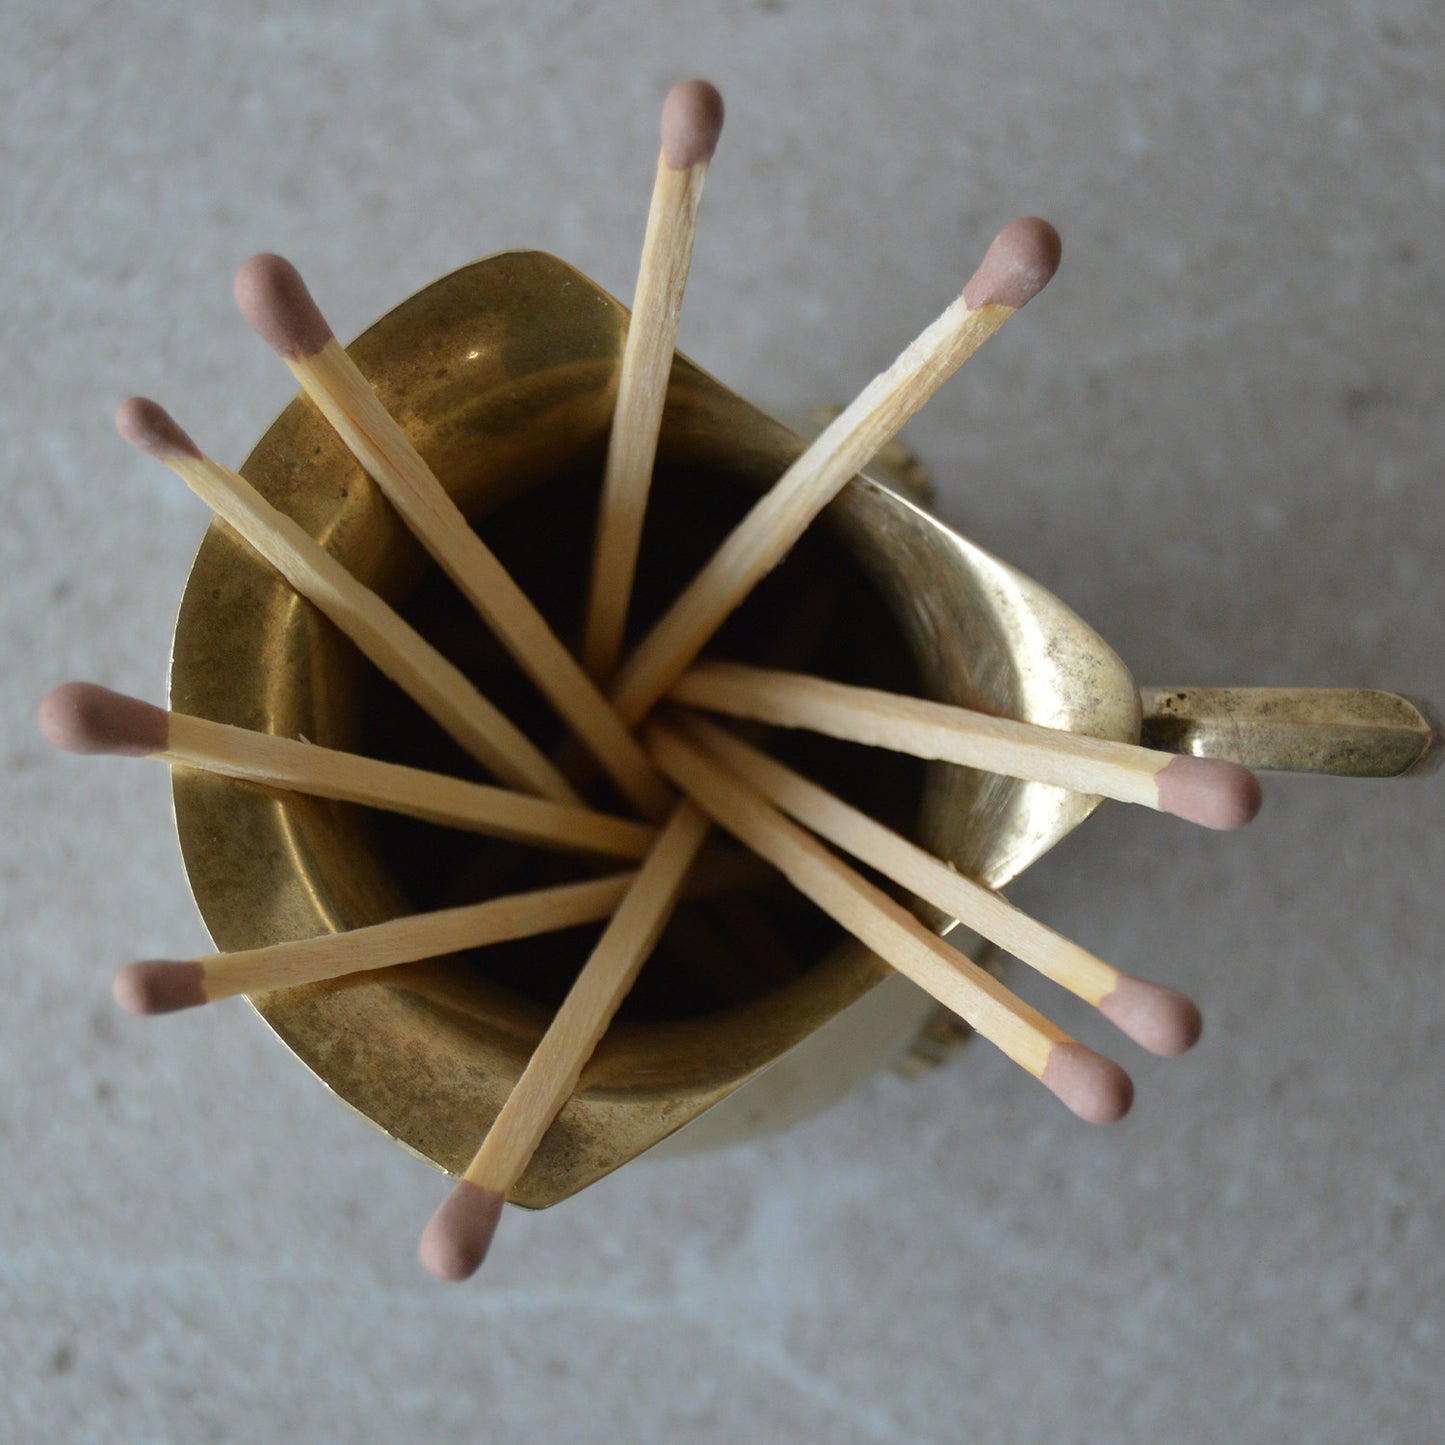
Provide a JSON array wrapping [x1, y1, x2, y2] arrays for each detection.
[[673, 661, 1191, 811], [645, 722, 1070, 1082], [164, 451, 580, 805], [286, 340, 674, 821], [161, 711, 656, 861], [137, 833, 754, 1008], [607, 294, 1018, 726], [461, 801, 712, 1194], [184, 872, 638, 1002], [676, 714, 1121, 1004], [581, 154, 708, 685]]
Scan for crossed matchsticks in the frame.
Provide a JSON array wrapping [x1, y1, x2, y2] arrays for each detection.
[[41, 81, 1257, 1282]]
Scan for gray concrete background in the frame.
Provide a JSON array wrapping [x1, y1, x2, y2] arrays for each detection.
[[3, 2, 1442, 1441]]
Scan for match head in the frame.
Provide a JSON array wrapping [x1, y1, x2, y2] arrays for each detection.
[[112, 961, 207, 1015], [1155, 755, 1263, 830], [1098, 976, 1203, 1057], [114, 397, 202, 462], [233, 253, 334, 360], [38, 682, 169, 757], [660, 79, 725, 169], [1040, 1042, 1134, 1124], [418, 1180, 505, 1282], [962, 217, 1062, 311]]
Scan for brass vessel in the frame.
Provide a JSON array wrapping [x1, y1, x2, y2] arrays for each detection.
[[169, 252, 1441, 1207]]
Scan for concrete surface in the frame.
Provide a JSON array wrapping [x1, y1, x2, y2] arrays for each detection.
[[3, 2, 1442, 1441]]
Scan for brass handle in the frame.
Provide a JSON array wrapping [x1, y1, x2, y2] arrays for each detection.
[[1139, 687, 1443, 778]]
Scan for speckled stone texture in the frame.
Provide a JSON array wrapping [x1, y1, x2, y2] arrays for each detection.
[[3, 2, 1442, 1442]]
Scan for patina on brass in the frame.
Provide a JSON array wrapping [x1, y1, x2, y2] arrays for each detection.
[[1140, 687, 1442, 776], [169, 251, 1438, 1207]]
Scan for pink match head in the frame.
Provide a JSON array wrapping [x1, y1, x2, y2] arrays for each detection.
[[418, 1180, 505, 1282], [1040, 1042, 1134, 1124], [1155, 755, 1263, 830], [233, 253, 334, 360], [661, 80, 725, 169], [38, 682, 169, 757], [962, 217, 1062, 311], [112, 961, 207, 1015], [1098, 976, 1203, 1057], [114, 397, 202, 461]]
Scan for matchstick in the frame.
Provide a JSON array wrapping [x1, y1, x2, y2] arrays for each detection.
[[645, 721, 1134, 1123], [419, 801, 712, 1281], [606, 217, 1063, 726], [109, 835, 760, 1017], [111, 872, 639, 1014], [39, 682, 656, 862], [233, 256, 673, 822], [115, 398, 580, 806], [580, 80, 724, 684], [678, 714, 1202, 1055], [672, 661, 1263, 830]]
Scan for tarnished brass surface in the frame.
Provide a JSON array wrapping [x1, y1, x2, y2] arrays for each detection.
[[1140, 687, 1443, 777], [169, 251, 1142, 1206]]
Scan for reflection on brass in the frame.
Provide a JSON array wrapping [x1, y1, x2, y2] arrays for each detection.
[[1140, 688, 1443, 777], [169, 251, 1439, 1209]]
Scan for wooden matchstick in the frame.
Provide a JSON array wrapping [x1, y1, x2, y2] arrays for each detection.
[[645, 721, 1134, 1122], [418, 801, 712, 1281], [232, 256, 673, 822], [110, 872, 639, 1014], [580, 80, 724, 685], [672, 661, 1263, 830], [606, 217, 1063, 726], [678, 714, 1202, 1055], [38, 682, 656, 862], [108, 836, 758, 1018], [115, 398, 580, 806]]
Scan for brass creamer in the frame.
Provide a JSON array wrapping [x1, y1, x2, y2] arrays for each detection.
[[169, 252, 1439, 1206]]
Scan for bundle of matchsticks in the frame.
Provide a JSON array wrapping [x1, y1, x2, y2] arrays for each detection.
[[41, 81, 1263, 1282]]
